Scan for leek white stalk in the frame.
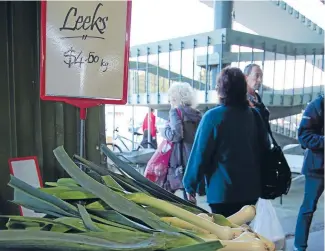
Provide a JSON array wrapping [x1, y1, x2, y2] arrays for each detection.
[[220, 232, 272, 251], [252, 233, 275, 251], [126, 193, 243, 240], [232, 229, 276, 251], [227, 205, 256, 225], [197, 210, 274, 250], [160, 217, 211, 234], [240, 224, 251, 230], [233, 231, 260, 241], [197, 213, 214, 222], [239, 227, 275, 251], [195, 233, 220, 241], [219, 239, 269, 251]]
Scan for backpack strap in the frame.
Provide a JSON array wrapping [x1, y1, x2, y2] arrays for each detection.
[[251, 107, 279, 148], [318, 95, 324, 133], [317, 94, 324, 117], [255, 92, 262, 103], [175, 108, 184, 167]]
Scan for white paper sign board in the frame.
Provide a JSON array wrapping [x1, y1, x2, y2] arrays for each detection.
[[9, 157, 45, 217], [40, 1, 131, 103]]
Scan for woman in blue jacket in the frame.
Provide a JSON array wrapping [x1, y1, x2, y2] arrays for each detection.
[[183, 67, 266, 217]]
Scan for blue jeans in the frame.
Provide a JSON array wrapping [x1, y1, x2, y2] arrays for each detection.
[[294, 176, 324, 251]]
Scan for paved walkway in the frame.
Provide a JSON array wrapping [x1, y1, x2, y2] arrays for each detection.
[[176, 175, 324, 251], [286, 231, 324, 251]]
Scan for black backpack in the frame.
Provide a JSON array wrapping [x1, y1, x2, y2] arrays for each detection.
[[178, 108, 205, 196], [177, 107, 201, 144], [251, 108, 292, 200], [183, 120, 200, 144]]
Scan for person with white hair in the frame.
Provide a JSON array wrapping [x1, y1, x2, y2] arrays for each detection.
[[162, 82, 202, 199]]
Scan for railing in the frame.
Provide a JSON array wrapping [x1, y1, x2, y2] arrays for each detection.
[[128, 28, 324, 106], [270, 114, 302, 139], [126, 29, 324, 140], [273, 0, 324, 34], [281, 0, 325, 31]]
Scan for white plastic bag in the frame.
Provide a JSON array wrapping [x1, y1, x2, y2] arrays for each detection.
[[250, 198, 285, 250]]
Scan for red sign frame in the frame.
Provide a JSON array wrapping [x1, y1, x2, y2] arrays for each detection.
[[8, 156, 43, 216], [39, 0, 132, 107]]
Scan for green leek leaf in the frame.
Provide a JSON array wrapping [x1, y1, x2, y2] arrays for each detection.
[[12, 188, 76, 218], [168, 240, 223, 251], [9, 175, 78, 217], [1, 215, 86, 232], [45, 182, 58, 187], [210, 214, 233, 227], [77, 204, 102, 232], [100, 144, 208, 213], [83, 231, 198, 249], [57, 178, 79, 187], [86, 201, 108, 210], [49, 224, 71, 233], [40, 186, 97, 200], [74, 155, 148, 193], [101, 175, 124, 191], [53, 146, 177, 232], [53, 217, 134, 233], [0, 230, 166, 250], [88, 209, 153, 233]]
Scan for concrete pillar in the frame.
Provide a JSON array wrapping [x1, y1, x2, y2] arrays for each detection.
[[211, 0, 233, 89]]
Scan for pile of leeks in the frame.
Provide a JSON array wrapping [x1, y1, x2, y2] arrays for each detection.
[[0, 145, 276, 251]]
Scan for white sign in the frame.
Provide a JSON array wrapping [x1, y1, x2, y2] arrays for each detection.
[[40, 1, 131, 104], [8, 157, 45, 217]]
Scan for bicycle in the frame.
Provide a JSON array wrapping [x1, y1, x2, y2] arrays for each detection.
[[106, 127, 155, 153], [105, 127, 156, 175]]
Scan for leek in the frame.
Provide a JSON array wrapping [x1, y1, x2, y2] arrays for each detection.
[[100, 144, 208, 212], [125, 193, 243, 240], [160, 217, 211, 234], [0, 230, 167, 251], [0, 146, 274, 251], [168, 240, 223, 251], [40, 186, 97, 200], [1, 215, 86, 232], [53, 146, 177, 232], [227, 205, 256, 226], [77, 204, 102, 232]]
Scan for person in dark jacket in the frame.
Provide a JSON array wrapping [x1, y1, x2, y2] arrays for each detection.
[[294, 94, 324, 251], [162, 82, 202, 199], [183, 67, 269, 216], [244, 64, 271, 130]]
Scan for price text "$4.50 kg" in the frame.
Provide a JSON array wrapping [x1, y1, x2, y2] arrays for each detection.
[[63, 47, 110, 72]]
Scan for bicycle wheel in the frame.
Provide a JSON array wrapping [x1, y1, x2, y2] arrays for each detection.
[[136, 142, 156, 151], [106, 143, 123, 153]]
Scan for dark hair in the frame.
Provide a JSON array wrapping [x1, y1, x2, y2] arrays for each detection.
[[243, 63, 261, 76], [217, 66, 248, 107]]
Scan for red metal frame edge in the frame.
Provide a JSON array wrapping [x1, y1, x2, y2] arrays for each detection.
[[8, 156, 43, 216], [39, 0, 132, 107]]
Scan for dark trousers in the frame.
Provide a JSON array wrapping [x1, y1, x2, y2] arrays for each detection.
[[209, 199, 258, 218], [140, 130, 157, 149], [294, 176, 324, 251]]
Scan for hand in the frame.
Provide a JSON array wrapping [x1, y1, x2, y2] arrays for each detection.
[[187, 193, 197, 204]]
